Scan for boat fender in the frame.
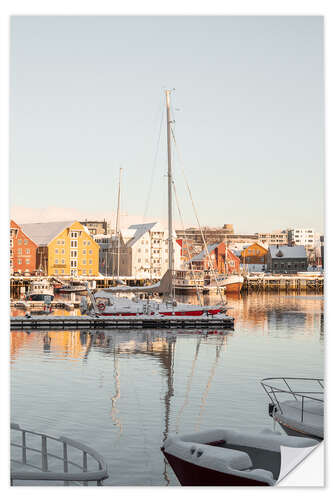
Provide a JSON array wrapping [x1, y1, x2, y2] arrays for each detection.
[[98, 302, 106, 311]]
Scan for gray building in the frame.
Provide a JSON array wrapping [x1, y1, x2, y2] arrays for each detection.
[[267, 245, 308, 274]]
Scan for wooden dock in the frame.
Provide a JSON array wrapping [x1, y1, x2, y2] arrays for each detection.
[[10, 314, 234, 331], [242, 274, 324, 293]]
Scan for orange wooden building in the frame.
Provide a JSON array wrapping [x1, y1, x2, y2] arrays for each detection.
[[241, 242, 268, 265], [10, 220, 38, 274]]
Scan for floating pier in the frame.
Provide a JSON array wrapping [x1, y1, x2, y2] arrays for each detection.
[[10, 313, 234, 331], [243, 275, 324, 293]]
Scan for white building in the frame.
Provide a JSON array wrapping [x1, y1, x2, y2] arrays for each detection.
[[288, 228, 315, 249], [119, 222, 182, 279]]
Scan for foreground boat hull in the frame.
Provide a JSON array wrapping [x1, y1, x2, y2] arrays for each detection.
[[162, 450, 269, 486]]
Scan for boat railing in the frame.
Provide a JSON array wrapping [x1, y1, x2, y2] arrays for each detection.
[[261, 377, 324, 423], [10, 423, 109, 486]]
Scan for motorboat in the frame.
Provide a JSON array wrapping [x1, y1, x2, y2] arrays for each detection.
[[161, 428, 318, 486], [213, 274, 244, 294], [261, 377, 324, 440], [26, 279, 54, 302]]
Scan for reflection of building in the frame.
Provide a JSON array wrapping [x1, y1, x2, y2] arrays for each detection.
[[20, 221, 99, 277]]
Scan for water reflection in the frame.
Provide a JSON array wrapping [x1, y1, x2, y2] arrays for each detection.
[[10, 294, 323, 486]]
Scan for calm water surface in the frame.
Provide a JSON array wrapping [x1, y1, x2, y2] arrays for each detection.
[[10, 293, 324, 486]]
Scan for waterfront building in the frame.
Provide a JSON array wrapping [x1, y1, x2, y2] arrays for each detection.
[[116, 222, 182, 279], [240, 242, 268, 265], [267, 245, 308, 274], [176, 224, 234, 245], [190, 242, 240, 274], [255, 231, 288, 246], [80, 219, 109, 236], [287, 228, 315, 249], [10, 220, 38, 275], [20, 221, 99, 277]]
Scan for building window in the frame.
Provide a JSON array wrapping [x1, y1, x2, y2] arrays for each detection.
[[71, 250, 77, 257], [89, 269, 92, 275], [25, 259, 30, 264], [55, 248, 59, 254], [82, 269, 86, 275], [18, 239, 22, 245], [83, 241, 87, 246], [70, 260, 77, 268], [89, 259, 92, 265], [18, 248, 22, 255], [89, 250, 92, 255], [61, 269, 65, 274], [55, 269, 58, 274], [83, 249, 86, 255], [70, 232, 78, 239], [71, 240, 78, 248], [87, 241, 91, 246], [61, 249, 65, 254], [57, 240, 61, 244], [61, 259, 65, 264], [138, 258, 141, 263], [26, 249, 30, 255], [83, 259, 86, 265], [24, 239, 28, 245], [55, 259, 58, 264], [18, 259, 22, 265]]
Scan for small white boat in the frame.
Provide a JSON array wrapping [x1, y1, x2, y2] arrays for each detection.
[[261, 377, 324, 440], [26, 279, 54, 302], [162, 428, 318, 486]]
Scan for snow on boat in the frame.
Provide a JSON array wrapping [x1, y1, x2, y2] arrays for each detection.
[[261, 377, 324, 440], [161, 428, 318, 486]]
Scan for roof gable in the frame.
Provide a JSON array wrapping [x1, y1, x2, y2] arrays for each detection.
[[20, 221, 76, 246]]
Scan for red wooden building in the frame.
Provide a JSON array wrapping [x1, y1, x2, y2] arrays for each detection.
[[191, 242, 240, 274], [10, 220, 38, 274]]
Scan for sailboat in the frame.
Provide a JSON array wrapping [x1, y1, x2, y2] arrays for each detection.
[[87, 90, 230, 318]]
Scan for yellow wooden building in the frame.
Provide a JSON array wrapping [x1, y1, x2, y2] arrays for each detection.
[[241, 242, 268, 264], [21, 220, 99, 277]]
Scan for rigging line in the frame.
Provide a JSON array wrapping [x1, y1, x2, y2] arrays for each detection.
[[143, 101, 165, 223], [175, 336, 202, 433], [195, 338, 226, 431], [172, 181, 203, 305], [171, 129, 226, 305]]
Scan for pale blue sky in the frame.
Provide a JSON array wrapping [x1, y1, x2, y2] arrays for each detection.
[[10, 16, 324, 233]]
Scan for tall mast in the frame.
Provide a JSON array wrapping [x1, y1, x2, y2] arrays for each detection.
[[166, 90, 173, 274], [115, 167, 123, 278]]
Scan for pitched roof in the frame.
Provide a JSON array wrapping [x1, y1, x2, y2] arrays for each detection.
[[191, 243, 220, 262], [20, 221, 76, 245], [269, 245, 307, 259]]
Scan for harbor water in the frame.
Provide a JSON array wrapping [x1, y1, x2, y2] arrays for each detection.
[[10, 293, 324, 486]]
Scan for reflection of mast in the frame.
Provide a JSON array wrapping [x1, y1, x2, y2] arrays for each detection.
[[195, 338, 225, 431], [162, 336, 175, 486], [110, 340, 122, 435], [175, 336, 202, 432]]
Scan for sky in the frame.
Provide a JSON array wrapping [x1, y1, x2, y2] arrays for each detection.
[[10, 16, 324, 233]]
